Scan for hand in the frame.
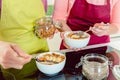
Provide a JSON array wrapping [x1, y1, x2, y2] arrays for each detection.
[[62, 39, 83, 51], [0, 41, 32, 69], [59, 21, 83, 51], [91, 22, 109, 36], [61, 31, 83, 51]]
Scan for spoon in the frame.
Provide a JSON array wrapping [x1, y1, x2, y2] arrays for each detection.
[[35, 57, 59, 64], [80, 28, 92, 38], [84, 29, 91, 33], [83, 23, 110, 36]]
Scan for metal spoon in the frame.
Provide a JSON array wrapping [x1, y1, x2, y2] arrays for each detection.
[[35, 57, 59, 64], [80, 28, 91, 38]]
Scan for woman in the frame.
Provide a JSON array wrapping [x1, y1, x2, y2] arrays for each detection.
[[53, 0, 75, 21], [0, 0, 49, 80], [53, 0, 120, 74], [53, 0, 120, 40]]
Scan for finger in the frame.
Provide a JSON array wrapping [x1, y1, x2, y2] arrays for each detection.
[[89, 26, 93, 30], [10, 44, 31, 59], [94, 22, 104, 28], [1, 59, 24, 69], [63, 40, 72, 49], [63, 40, 84, 51], [12, 56, 31, 66], [2, 48, 31, 65], [94, 23, 100, 27], [92, 31, 104, 36], [100, 22, 104, 24], [1, 51, 30, 69], [91, 28, 101, 36], [60, 32, 65, 39], [2, 55, 31, 69], [95, 28, 103, 32], [75, 48, 83, 51]]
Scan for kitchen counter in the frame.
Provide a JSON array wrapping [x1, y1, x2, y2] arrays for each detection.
[[45, 33, 120, 80], [0, 39, 120, 80], [38, 51, 116, 80], [31, 35, 120, 80]]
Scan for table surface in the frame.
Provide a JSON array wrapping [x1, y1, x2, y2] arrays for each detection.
[[38, 68, 115, 80], [37, 48, 119, 80]]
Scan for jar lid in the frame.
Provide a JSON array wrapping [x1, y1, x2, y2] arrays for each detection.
[[84, 53, 108, 65]]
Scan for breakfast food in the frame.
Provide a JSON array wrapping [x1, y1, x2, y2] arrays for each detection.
[[38, 53, 65, 65], [67, 32, 88, 39], [37, 25, 56, 38], [36, 18, 46, 25], [34, 17, 63, 38]]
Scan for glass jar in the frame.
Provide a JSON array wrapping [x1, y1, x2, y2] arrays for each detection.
[[34, 17, 63, 38], [75, 53, 110, 80]]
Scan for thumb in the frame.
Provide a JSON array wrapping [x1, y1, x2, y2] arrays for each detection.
[[11, 44, 31, 59], [100, 22, 104, 24]]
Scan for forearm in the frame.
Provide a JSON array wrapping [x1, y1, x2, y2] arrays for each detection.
[[107, 23, 120, 35], [53, 0, 68, 20], [110, 0, 120, 34]]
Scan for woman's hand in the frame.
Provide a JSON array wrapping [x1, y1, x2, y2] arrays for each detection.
[[59, 20, 84, 51], [0, 41, 32, 69], [62, 39, 83, 51], [91, 22, 110, 36], [61, 31, 83, 51]]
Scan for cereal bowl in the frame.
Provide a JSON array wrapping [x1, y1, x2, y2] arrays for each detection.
[[64, 31, 90, 48], [35, 52, 66, 76]]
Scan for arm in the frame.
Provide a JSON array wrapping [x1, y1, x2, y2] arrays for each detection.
[[110, 0, 120, 34], [91, 0, 120, 36], [53, 0, 69, 20], [53, 0, 72, 31]]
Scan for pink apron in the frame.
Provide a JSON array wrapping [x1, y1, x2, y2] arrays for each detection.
[[67, 0, 110, 45], [62, 0, 111, 75]]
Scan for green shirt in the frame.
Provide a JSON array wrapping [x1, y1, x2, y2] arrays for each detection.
[[0, 0, 49, 80]]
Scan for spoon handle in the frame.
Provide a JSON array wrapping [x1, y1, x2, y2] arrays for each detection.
[[85, 29, 91, 33], [84, 27, 93, 33]]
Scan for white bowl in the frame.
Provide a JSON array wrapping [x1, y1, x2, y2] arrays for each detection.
[[64, 31, 90, 48], [35, 52, 66, 76]]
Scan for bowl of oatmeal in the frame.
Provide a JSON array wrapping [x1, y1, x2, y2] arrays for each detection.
[[64, 31, 90, 48], [35, 52, 66, 76]]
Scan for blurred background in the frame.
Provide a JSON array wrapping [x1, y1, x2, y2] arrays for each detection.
[[46, 0, 54, 16]]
